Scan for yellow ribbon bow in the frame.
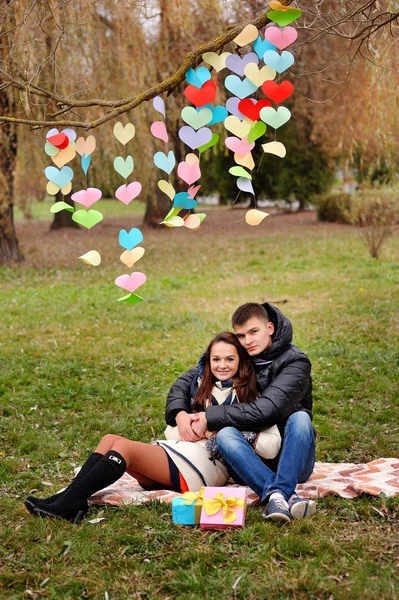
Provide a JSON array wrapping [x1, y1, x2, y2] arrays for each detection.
[[181, 486, 204, 505], [203, 492, 245, 524]]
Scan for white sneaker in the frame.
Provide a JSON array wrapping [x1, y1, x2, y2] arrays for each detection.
[[288, 493, 316, 519], [262, 492, 291, 523]]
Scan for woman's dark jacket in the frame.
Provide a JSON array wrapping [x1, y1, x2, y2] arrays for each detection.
[[165, 303, 312, 433]]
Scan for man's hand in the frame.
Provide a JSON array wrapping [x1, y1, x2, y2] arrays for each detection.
[[175, 411, 203, 442], [190, 411, 208, 438]]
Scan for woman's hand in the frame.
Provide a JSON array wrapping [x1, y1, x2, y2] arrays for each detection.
[[175, 411, 204, 441]]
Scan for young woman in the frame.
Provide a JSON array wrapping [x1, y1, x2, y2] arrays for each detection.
[[25, 332, 280, 523]]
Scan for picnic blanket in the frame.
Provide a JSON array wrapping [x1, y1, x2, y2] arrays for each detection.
[[89, 458, 399, 507]]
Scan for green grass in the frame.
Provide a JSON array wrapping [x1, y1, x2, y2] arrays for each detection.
[[1, 211, 398, 599]]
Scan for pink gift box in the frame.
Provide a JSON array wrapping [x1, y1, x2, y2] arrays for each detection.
[[200, 486, 247, 530]]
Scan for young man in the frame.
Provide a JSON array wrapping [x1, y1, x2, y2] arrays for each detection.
[[165, 302, 316, 522]]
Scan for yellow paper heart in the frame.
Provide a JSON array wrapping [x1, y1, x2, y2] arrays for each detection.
[[185, 153, 200, 166], [75, 135, 96, 156], [162, 216, 185, 227], [113, 122, 135, 145], [261, 141, 287, 157], [224, 116, 252, 139], [245, 209, 270, 226], [184, 214, 201, 230], [61, 182, 72, 195], [244, 63, 276, 87], [79, 250, 101, 266], [234, 152, 255, 170], [46, 181, 60, 196], [233, 24, 258, 47], [269, 0, 290, 10], [202, 51, 231, 72], [120, 247, 145, 268], [52, 144, 76, 168], [158, 180, 175, 201]]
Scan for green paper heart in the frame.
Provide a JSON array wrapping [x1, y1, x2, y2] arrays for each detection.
[[50, 201, 74, 213], [164, 207, 182, 220], [117, 292, 145, 305], [114, 155, 134, 179], [45, 141, 59, 157], [247, 121, 267, 143], [72, 209, 103, 229], [181, 107, 212, 130], [268, 8, 302, 27], [229, 166, 252, 179], [198, 133, 219, 153], [196, 213, 207, 223]]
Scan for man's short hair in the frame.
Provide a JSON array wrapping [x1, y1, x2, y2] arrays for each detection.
[[232, 303, 270, 327]]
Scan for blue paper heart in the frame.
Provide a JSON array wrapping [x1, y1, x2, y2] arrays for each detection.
[[185, 66, 211, 89], [202, 104, 228, 125], [44, 165, 74, 188], [118, 227, 143, 251], [253, 36, 276, 59], [81, 154, 91, 176], [224, 75, 258, 99], [154, 150, 176, 175], [263, 50, 295, 74], [173, 192, 197, 210]]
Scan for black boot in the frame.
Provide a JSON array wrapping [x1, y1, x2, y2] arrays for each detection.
[[32, 450, 127, 523], [25, 452, 103, 514]]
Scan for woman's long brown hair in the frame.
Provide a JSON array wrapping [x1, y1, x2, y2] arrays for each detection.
[[193, 332, 258, 411]]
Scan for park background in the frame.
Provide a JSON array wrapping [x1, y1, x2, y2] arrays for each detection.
[[0, 1, 398, 599]]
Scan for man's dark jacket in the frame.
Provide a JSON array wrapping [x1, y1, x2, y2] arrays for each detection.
[[165, 303, 312, 433]]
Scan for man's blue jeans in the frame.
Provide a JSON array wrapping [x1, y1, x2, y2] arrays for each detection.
[[216, 411, 315, 503]]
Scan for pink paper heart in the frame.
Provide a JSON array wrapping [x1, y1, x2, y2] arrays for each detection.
[[188, 184, 201, 199], [264, 26, 297, 50], [115, 182, 142, 205], [177, 160, 201, 185], [151, 121, 169, 143], [225, 136, 255, 158], [115, 272, 146, 293], [71, 188, 102, 208]]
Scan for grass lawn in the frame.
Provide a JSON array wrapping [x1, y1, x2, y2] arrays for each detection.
[[1, 209, 398, 599]]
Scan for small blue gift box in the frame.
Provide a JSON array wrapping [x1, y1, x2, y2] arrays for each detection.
[[172, 488, 204, 526]]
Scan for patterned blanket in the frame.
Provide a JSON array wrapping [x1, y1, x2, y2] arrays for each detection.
[[89, 458, 399, 507]]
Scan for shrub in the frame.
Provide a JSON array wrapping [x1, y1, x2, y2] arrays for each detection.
[[316, 193, 353, 223]]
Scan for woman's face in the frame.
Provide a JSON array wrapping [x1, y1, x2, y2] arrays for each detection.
[[209, 341, 240, 381]]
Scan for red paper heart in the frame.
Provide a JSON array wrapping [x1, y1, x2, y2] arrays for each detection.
[[46, 132, 69, 149], [262, 81, 294, 104], [238, 99, 272, 121], [184, 80, 217, 107]]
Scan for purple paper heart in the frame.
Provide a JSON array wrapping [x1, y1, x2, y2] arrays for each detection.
[[178, 126, 212, 150], [226, 97, 246, 121], [237, 177, 254, 195], [225, 52, 259, 76]]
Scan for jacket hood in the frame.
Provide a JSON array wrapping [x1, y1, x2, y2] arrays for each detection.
[[258, 302, 293, 360]]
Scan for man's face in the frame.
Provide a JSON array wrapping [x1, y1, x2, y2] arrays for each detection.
[[234, 317, 275, 356]]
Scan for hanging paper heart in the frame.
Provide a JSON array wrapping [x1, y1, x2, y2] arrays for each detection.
[[115, 272, 146, 293], [153, 96, 165, 118], [81, 153, 91, 176], [226, 97, 246, 120], [268, 0, 290, 9], [225, 136, 255, 157], [61, 183, 72, 195], [162, 216, 185, 227], [260, 106, 291, 129], [158, 180, 175, 200], [186, 153, 200, 166], [265, 26, 298, 50], [237, 177, 254, 194], [46, 128, 59, 138], [268, 8, 302, 27], [79, 250, 101, 266], [44, 165, 74, 188], [117, 292, 145, 305], [63, 128, 76, 142], [184, 80, 216, 107], [44, 141, 59, 157], [262, 141, 287, 157], [202, 52, 231, 72], [264, 50, 295, 74], [52, 144, 76, 168], [46, 133, 69, 150], [262, 80, 294, 104], [50, 201, 74, 213], [183, 214, 202, 230], [179, 126, 212, 150], [75, 135, 96, 156], [115, 182, 142, 205], [229, 166, 252, 179], [181, 106, 212, 130], [120, 247, 145, 268], [247, 121, 267, 143], [185, 66, 211, 88], [72, 209, 103, 229], [46, 182, 62, 196], [225, 53, 259, 77], [224, 75, 257, 99], [224, 115, 252, 139], [238, 99, 272, 121], [163, 207, 182, 221], [173, 192, 197, 210], [202, 104, 229, 125], [188, 184, 201, 199], [71, 188, 102, 208], [234, 152, 255, 170], [244, 63, 276, 87], [150, 121, 168, 143], [233, 24, 258, 47], [198, 133, 219, 153], [114, 156, 134, 179], [245, 209, 270, 226], [154, 150, 176, 174], [113, 122, 135, 145], [177, 160, 201, 185], [253, 36, 276, 59], [119, 228, 143, 251]]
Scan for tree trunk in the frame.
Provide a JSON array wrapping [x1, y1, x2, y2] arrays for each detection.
[[143, 189, 172, 227]]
